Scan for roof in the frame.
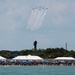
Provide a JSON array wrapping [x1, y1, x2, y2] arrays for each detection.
[[55, 57, 75, 60], [0, 56, 6, 60], [13, 55, 43, 60]]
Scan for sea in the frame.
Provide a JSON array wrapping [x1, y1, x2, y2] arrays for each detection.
[[0, 66, 75, 75]]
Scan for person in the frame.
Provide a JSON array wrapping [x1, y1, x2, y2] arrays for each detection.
[[33, 40, 37, 50]]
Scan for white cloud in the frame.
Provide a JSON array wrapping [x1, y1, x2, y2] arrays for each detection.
[[44, 0, 75, 26], [0, 0, 29, 31]]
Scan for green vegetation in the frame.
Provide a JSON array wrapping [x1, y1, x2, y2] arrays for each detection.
[[0, 48, 75, 59]]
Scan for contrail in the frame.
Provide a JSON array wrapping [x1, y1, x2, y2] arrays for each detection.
[[27, 9, 34, 29], [27, 7, 48, 30], [32, 8, 42, 30], [31, 8, 40, 30], [37, 8, 47, 29], [29, 8, 37, 30], [35, 8, 45, 30], [30, 8, 38, 30], [27, 8, 38, 30]]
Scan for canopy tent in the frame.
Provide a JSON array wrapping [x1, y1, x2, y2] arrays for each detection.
[[0, 56, 6, 60], [25, 55, 43, 60], [13, 56, 26, 60], [55, 57, 75, 60], [13, 55, 43, 60]]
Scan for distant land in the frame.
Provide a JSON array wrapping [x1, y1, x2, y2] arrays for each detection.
[[0, 47, 75, 59]]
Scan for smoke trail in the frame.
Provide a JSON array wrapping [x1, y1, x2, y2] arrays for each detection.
[[30, 8, 39, 30], [27, 8, 38, 30], [27, 7, 48, 30], [27, 9, 35, 29], [27, 0, 48, 30], [32, 8, 42, 30], [36, 9, 47, 29], [35, 8, 45, 29], [30, 8, 37, 29]]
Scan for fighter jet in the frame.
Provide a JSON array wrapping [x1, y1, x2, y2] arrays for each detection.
[[39, 7, 41, 10], [32, 8, 34, 10], [46, 8, 48, 9]]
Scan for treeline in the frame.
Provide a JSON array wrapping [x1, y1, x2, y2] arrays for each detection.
[[0, 48, 75, 59]]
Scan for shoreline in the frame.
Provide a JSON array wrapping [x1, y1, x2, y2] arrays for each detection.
[[0, 64, 75, 67]]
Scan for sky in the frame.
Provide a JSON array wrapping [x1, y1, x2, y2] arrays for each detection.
[[0, 0, 75, 50]]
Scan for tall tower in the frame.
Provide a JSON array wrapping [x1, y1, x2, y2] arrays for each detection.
[[65, 43, 67, 50]]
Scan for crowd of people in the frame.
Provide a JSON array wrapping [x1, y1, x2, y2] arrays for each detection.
[[0, 59, 75, 66]]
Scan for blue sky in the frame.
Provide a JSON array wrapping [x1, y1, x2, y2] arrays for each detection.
[[0, 0, 75, 50]]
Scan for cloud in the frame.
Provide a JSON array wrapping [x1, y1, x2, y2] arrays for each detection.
[[0, 0, 30, 50], [47, 0, 75, 26], [0, 0, 29, 31]]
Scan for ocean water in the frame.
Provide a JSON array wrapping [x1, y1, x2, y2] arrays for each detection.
[[0, 66, 75, 75]]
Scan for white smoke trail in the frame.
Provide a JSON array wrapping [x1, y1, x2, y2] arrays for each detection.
[[30, 8, 40, 30], [27, 8, 38, 30], [27, 7, 48, 30], [27, 9, 34, 29], [27, 0, 48, 30], [36, 9, 47, 29], [32, 8, 43, 30], [33, 8, 44, 30], [30, 8, 39, 30]]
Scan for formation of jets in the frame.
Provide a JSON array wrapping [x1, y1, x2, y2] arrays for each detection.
[[33, 7, 48, 10]]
